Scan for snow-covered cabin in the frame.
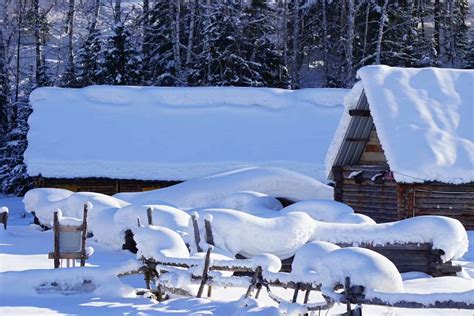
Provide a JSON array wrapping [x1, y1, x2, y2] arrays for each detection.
[[327, 66, 474, 228], [25, 86, 347, 195]]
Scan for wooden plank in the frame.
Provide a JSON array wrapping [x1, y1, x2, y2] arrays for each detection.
[[359, 151, 387, 163], [58, 225, 84, 232], [48, 252, 89, 260], [349, 109, 371, 117], [365, 144, 384, 153]]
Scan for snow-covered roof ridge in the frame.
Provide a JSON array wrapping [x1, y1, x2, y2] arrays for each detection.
[[29, 86, 348, 110], [26, 86, 347, 181], [327, 65, 474, 184]]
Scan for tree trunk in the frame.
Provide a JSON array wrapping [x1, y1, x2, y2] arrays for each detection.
[[375, 0, 388, 64], [142, 0, 149, 55], [91, 0, 100, 31], [114, 0, 122, 24], [33, 0, 42, 86], [15, 0, 23, 101], [282, 0, 288, 67], [291, 1, 300, 88], [185, 0, 197, 65], [434, 0, 441, 56], [322, 0, 328, 84], [66, 0, 75, 74], [345, 0, 354, 86], [172, 0, 182, 83]]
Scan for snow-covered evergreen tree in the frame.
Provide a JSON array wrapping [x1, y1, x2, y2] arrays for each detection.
[[192, 0, 266, 87], [242, 0, 289, 88], [102, 23, 142, 85], [144, 0, 186, 86], [77, 28, 103, 86]]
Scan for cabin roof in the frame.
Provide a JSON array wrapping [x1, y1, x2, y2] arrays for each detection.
[[326, 65, 474, 184], [25, 86, 347, 182]]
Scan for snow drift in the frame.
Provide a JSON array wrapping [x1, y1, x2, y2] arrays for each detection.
[[115, 167, 333, 208]]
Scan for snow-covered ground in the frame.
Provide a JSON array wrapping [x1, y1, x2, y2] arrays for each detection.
[[1, 190, 473, 315]]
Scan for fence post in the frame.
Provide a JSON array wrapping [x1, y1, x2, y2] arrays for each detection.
[[147, 207, 153, 226], [204, 217, 214, 246], [191, 214, 203, 252], [197, 247, 212, 298], [53, 211, 60, 268], [80, 204, 89, 267]]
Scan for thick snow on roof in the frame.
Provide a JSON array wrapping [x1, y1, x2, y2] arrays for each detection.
[[359, 66, 474, 183], [26, 86, 347, 181], [326, 66, 474, 183]]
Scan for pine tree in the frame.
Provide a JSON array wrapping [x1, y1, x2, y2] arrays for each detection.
[[77, 28, 103, 86], [192, 1, 260, 86], [242, 0, 289, 88], [144, 0, 185, 86], [443, 0, 470, 67], [102, 23, 142, 85]]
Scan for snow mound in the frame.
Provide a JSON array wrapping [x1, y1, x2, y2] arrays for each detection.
[[314, 215, 468, 261], [23, 189, 129, 226], [291, 241, 341, 277], [195, 209, 316, 259], [209, 191, 283, 216], [134, 225, 190, 261], [115, 167, 333, 209], [114, 204, 190, 239], [280, 199, 376, 224], [27, 86, 347, 181], [88, 207, 124, 248], [290, 242, 403, 292], [318, 247, 403, 293]]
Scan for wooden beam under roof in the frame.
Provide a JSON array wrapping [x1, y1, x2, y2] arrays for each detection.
[[349, 109, 371, 117]]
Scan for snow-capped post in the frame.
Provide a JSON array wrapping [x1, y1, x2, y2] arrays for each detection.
[[146, 207, 153, 226], [80, 203, 89, 267], [196, 247, 212, 298], [53, 211, 60, 268], [204, 214, 214, 246], [191, 213, 202, 252], [0, 207, 8, 230]]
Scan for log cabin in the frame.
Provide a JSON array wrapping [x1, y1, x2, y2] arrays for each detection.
[[327, 65, 474, 229], [25, 86, 347, 195]]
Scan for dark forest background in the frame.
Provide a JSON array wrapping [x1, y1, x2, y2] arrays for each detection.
[[0, 0, 472, 194]]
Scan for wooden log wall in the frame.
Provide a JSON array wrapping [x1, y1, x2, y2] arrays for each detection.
[[337, 166, 398, 223], [398, 183, 474, 230], [35, 177, 181, 195], [278, 243, 460, 277]]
